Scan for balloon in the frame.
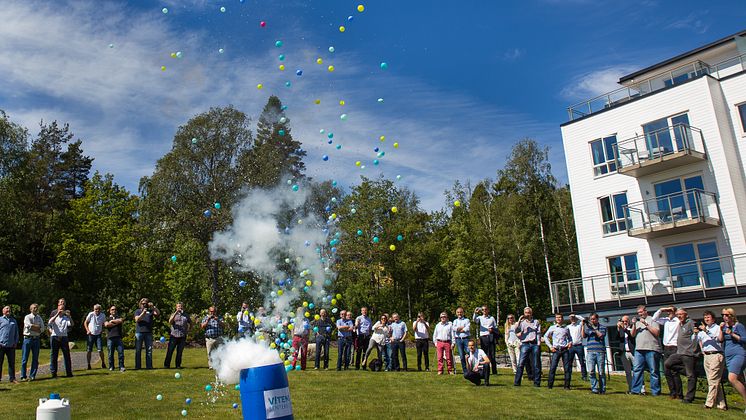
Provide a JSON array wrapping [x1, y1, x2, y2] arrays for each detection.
[[332, 180, 338, 186], [162, 8, 168, 14], [393, 142, 399, 148], [233, 403, 239, 409], [175, 372, 182, 379], [218, 48, 224, 54], [278, 129, 285, 136], [327, 132, 334, 138], [275, 40, 283, 47], [373, 159, 379, 165], [380, 62, 389, 70], [214, 202, 221, 209], [331, 298, 337, 305], [314, 314, 320, 320], [347, 15, 354, 21], [313, 326, 319, 332], [203, 209, 212, 217], [303, 301, 308, 307], [160, 336, 166, 343], [377, 98, 384, 103], [391, 206, 398, 213], [396, 175, 402, 180], [191, 137, 198, 144], [295, 366, 301, 371], [292, 185, 299, 191], [220, 6, 226, 12], [316, 58, 323, 64], [389, 244, 396, 251], [260, 21, 266, 27], [328, 46, 335, 53], [186, 398, 192, 405], [256, 84, 263, 90], [239, 280, 247, 287], [336, 145, 342, 149], [454, 200, 461, 207], [176, 51, 183, 59], [374, 147, 379, 152], [340, 114, 347, 121], [357, 229, 363, 236], [372, 236, 379, 243], [234, 385, 240, 390], [355, 161, 361, 167], [351, 208, 357, 214], [339, 100, 345, 106], [308, 303, 315, 309], [328, 65, 335, 72], [156, 394, 163, 401], [181, 410, 187, 417], [322, 155, 329, 161], [285, 365, 292, 372], [205, 385, 213, 392], [171, 255, 177, 262], [397, 234, 403, 241], [279, 64, 285, 71], [377, 151, 385, 157], [336, 294, 342, 299], [279, 54, 285, 61], [357, 4, 365, 12], [339, 26, 346, 32], [305, 280, 312, 287], [285, 81, 292, 87], [314, 99, 320, 104], [161, 66, 166, 71]]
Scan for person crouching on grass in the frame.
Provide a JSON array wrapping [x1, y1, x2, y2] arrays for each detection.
[[463, 339, 490, 386]]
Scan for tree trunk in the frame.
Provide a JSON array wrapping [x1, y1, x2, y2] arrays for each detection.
[[537, 210, 554, 311], [511, 219, 529, 308], [210, 259, 220, 309]]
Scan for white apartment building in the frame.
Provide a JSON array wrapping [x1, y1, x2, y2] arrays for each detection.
[[554, 29, 746, 336]]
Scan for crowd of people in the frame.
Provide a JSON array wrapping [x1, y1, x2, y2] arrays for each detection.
[[1, 298, 745, 413]]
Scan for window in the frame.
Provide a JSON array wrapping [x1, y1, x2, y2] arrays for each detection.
[[599, 192, 628, 234], [738, 103, 746, 133], [608, 254, 640, 296], [590, 135, 618, 176], [642, 112, 690, 156], [665, 241, 723, 289], [652, 175, 703, 223]]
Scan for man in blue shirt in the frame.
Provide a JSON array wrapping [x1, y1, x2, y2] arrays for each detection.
[[544, 313, 572, 389], [336, 310, 354, 370], [354, 307, 372, 370], [452, 307, 471, 373], [201, 306, 225, 369], [584, 313, 608, 394], [0, 306, 19, 384], [513, 306, 542, 387], [389, 313, 408, 371]]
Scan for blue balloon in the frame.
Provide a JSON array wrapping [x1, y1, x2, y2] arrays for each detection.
[[160, 336, 166, 343], [336, 145, 341, 150], [203, 209, 212, 217], [285, 81, 292, 87], [325, 206, 331, 212], [279, 280, 285, 286], [296, 69, 303, 76], [327, 139, 333, 144], [373, 159, 379, 165], [186, 398, 192, 405], [239, 280, 247, 287], [331, 247, 337, 253], [332, 180, 337, 186], [347, 15, 354, 21], [322, 155, 329, 161], [373, 236, 380, 243], [232, 403, 239, 409], [374, 147, 379, 152]]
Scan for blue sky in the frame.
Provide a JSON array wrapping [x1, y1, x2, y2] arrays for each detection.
[[1, 0, 745, 210]]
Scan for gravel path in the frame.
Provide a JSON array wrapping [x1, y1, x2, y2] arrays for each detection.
[[1, 352, 101, 381]]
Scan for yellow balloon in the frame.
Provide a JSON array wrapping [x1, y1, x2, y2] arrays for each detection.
[[339, 100, 345, 106], [389, 244, 396, 251], [316, 58, 323, 65], [454, 200, 461, 207], [379, 135, 385, 141], [170, 52, 177, 58], [279, 64, 285, 71], [391, 206, 398, 213], [303, 301, 309, 307], [331, 298, 337, 305], [339, 26, 346, 32], [357, 4, 365, 12], [327, 65, 335, 72], [355, 161, 361, 167], [288, 323, 294, 330], [305, 311, 311, 317], [161, 66, 166, 71], [270, 342, 276, 349], [393, 142, 399, 148], [331, 213, 337, 219], [257, 83, 263, 89], [277, 290, 284, 295], [254, 319, 261, 325], [314, 99, 321, 104], [280, 352, 286, 360], [314, 314, 320, 320], [305, 280, 312, 287], [250, 315, 255, 321]]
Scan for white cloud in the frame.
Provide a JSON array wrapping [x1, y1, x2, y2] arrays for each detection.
[[502, 48, 525, 62], [665, 11, 710, 34], [560, 65, 637, 100]]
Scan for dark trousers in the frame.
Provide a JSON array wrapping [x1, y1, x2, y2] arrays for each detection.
[[479, 334, 497, 374], [515, 343, 541, 386], [568, 344, 588, 379], [662, 346, 680, 397], [164, 336, 186, 368], [548, 348, 572, 388], [354, 334, 370, 369], [315, 336, 330, 369], [664, 353, 697, 402], [0, 346, 16, 381], [464, 368, 490, 385], [135, 332, 153, 369], [337, 337, 352, 369], [390, 340, 407, 370], [50, 336, 73, 376], [107, 337, 125, 369], [415, 339, 430, 370]]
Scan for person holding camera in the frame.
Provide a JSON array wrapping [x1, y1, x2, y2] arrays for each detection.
[[413, 312, 430, 371], [201, 306, 225, 369], [652, 306, 681, 399], [583, 313, 607, 394], [696, 310, 725, 410], [630, 305, 661, 396], [513, 306, 542, 387], [473, 306, 498, 375], [48, 298, 74, 378], [544, 313, 572, 389], [721, 307, 746, 411], [164, 302, 191, 369], [134, 297, 160, 370], [616, 315, 636, 393], [104, 305, 125, 372], [567, 313, 588, 381], [236, 302, 252, 338]]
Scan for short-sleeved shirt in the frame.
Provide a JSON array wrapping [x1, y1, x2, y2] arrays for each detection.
[[135, 308, 155, 333], [170, 312, 191, 338], [85, 311, 106, 335], [355, 315, 372, 335], [390, 321, 407, 341], [49, 314, 72, 337], [413, 321, 429, 339], [634, 316, 661, 352], [584, 323, 607, 352], [467, 349, 487, 370], [698, 324, 723, 353], [336, 319, 353, 338], [723, 322, 746, 359], [202, 315, 224, 339], [106, 314, 123, 338]]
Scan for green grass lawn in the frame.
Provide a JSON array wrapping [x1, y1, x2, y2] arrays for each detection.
[[1, 346, 743, 419]]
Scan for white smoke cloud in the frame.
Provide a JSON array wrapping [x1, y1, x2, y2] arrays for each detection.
[[211, 337, 282, 384]]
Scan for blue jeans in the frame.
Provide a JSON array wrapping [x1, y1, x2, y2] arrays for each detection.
[[87, 334, 103, 352], [21, 337, 40, 379], [337, 337, 352, 369], [108, 337, 125, 369], [568, 344, 588, 379], [547, 348, 571, 388], [135, 332, 153, 369], [315, 336, 330, 369], [454, 337, 469, 372], [514, 343, 541, 386], [587, 351, 606, 393], [631, 350, 661, 395], [390, 340, 407, 371], [383, 343, 391, 370]]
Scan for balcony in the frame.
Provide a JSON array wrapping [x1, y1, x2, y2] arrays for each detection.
[[623, 189, 720, 239], [567, 52, 746, 121], [551, 253, 746, 313], [613, 124, 706, 177]]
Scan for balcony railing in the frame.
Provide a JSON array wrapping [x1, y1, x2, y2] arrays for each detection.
[[551, 253, 744, 313], [613, 124, 706, 176], [567, 53, 746, 121], [623, 189, 720, 238]]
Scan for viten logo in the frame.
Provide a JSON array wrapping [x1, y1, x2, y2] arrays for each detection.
[[264, 387, 293, 419]]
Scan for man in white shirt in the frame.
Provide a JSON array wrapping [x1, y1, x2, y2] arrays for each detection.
[[695, 310, 725, 410], [433, 312, 454, 375], [413, 312, 430, 371], [452, 307, 471, 373], [48, 299, 74, 378], [84, 304, 107, 370], [20, 303, 43, 381], [473, 305, 498, 375], [236, 302, 252, 337], [567, 313, 588, 381], [652, 306, 681, 399], [464, 339, 490, 386]]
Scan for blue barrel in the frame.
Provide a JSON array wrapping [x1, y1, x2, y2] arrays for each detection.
[[239, 363, 293, 420]]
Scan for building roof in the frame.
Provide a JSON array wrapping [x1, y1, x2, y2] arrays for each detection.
[[619, 29, 746, 83]]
